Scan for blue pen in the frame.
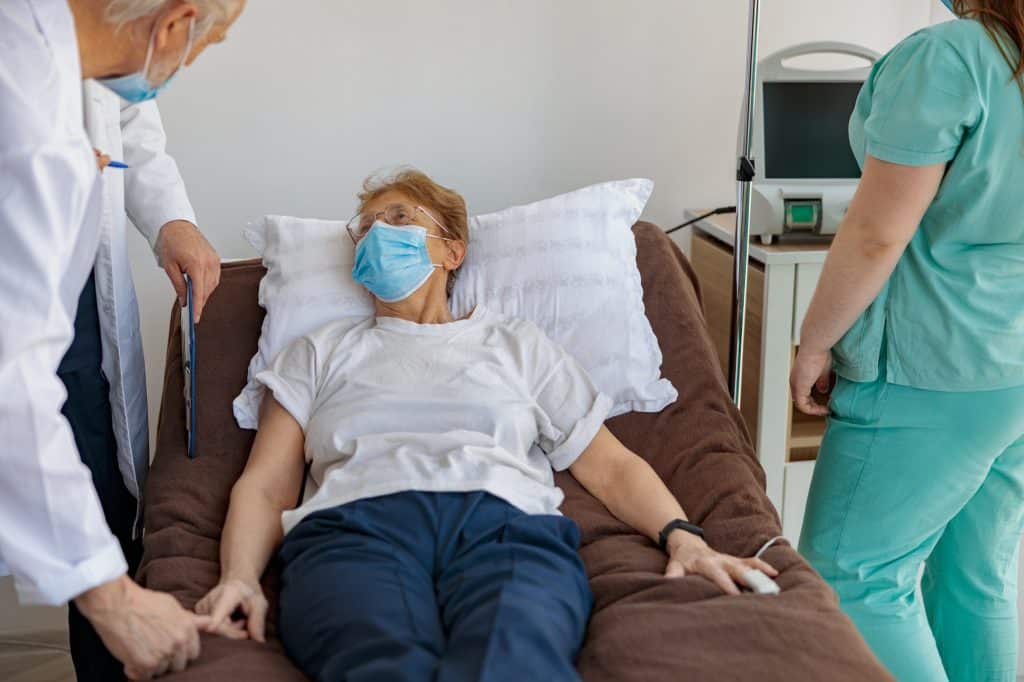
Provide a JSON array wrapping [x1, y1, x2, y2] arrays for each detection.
[[107, 161, 130, 169]]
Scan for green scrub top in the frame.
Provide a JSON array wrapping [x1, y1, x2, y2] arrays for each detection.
[[834, 19, 1024, 391]]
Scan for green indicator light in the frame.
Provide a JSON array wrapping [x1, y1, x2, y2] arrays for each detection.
[[789, 204, 816, 224]]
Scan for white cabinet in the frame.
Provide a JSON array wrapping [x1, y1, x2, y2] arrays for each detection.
[[782, 461, 816, 545], [793, 263, 823, 346]]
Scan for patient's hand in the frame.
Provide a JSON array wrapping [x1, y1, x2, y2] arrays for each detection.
[[195, 578, 268, 643], [665, 532, 779, 596]]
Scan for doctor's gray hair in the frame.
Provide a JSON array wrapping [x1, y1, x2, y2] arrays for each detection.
[[105, 0, 236, 38]]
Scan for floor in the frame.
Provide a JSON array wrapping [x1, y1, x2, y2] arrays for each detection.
[[1, 578, 74, 682], [0, 630, 74, 682]]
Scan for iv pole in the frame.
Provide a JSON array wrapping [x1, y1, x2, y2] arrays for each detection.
[[729, 0, 762, 406]]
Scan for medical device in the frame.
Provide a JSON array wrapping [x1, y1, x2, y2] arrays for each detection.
[[740, 569, 781, 595], [737, 535, 785, 595], [107, 161, 130, 169], [181, 274, 198, 459], [749, 42, 879, 245]]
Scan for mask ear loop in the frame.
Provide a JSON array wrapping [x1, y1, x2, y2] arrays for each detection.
[[139, 19, 158, 83], [177, 17, 196, 73], [438, 237, 466, 297], [143, 14, 196, 85]]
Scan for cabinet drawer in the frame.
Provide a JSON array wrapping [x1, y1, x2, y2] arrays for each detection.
[[793, 262, 823, 345]]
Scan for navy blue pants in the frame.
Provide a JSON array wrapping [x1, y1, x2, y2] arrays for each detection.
[[278, 491, 592, 682], [60, 273, 142, 682]]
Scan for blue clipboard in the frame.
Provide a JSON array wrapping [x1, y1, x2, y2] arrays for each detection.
[[182, 275, 198, 459]]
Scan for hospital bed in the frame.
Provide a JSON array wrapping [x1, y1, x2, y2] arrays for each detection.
[[136, 222, 892, 681]]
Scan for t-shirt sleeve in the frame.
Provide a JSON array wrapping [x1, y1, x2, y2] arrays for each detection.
[[253, 335, 320, 429], [523, 323, 614, 471], [856, 32, 982, 167]]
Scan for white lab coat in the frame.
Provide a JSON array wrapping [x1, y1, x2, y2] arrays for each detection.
[[0, 0, 127, 604], [81, 81, 197, 528]]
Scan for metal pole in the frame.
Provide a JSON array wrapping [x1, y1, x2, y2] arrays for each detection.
[[729, 0, 761, 406]]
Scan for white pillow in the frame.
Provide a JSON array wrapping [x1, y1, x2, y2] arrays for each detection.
[[450, 179, 676, 417], [232, 215, 373, 428], [233, 179, 677, 428]]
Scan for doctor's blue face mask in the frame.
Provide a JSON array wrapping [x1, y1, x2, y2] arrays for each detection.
[[941, 0, 959, 14], [349, 205, 456, 302], [98, 16, 195, 103]]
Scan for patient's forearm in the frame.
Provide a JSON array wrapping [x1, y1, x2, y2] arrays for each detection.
[[570, 427, 688, 545], [217, 397, 306, 586], [600, 454, 689, 544], [220, 481, 288, 585]]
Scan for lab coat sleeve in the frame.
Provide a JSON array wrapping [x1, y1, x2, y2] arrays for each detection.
[[0, 145, 128, 605], [120, 100, 197, 257]]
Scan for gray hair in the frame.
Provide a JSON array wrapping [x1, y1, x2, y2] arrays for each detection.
[[105, 0, 236, 38]]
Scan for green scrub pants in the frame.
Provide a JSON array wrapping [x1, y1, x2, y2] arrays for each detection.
[[799, 372, 1024, 682]]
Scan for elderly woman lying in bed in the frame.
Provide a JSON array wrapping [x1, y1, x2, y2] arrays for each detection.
[[195, 169, 778, 681]]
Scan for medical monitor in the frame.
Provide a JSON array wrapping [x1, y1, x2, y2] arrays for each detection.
[[762, 81, 862, 180], [747, 42, 879, 243]]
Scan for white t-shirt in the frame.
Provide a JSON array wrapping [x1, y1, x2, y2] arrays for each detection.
[[255, 306, 613, 534]]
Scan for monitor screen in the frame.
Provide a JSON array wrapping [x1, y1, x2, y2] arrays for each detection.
[[763, 81, 863, 180]]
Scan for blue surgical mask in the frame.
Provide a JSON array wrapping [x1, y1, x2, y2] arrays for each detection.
[[352, 222, 443, 303], [98, 17, 195, 103], [941, 0, 958, 13]]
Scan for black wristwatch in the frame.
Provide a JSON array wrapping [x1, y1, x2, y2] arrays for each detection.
[[658, 519, 705, 551]]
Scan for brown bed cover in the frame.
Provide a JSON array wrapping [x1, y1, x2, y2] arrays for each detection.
[[137, 222, 891, 681]]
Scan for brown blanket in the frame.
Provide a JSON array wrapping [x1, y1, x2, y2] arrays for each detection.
[[137, 222, 890, 681]]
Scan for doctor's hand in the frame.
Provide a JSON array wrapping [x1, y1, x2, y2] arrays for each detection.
[[156, 220, 221, 324], [791, 346, 833, 417], [195, 577, 268, 643], [93, 149, 111, 173], [75, 574, 210, 680]]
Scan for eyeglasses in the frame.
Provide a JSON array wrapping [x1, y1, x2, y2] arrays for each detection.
[[346, 203, 455, 245]]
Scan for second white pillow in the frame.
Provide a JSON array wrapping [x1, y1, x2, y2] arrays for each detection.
[[450, 178, 676, 418]]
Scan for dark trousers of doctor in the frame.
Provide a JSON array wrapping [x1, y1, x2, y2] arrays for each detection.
[[59, 273, 143, 682]]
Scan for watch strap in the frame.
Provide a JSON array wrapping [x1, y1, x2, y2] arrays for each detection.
[[658, 519, 705, 551]]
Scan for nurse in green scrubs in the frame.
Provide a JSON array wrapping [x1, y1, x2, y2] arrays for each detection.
[[791, 1, 1024, 680]]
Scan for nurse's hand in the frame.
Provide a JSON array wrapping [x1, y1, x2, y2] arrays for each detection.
[[195, 577, 268, 643], [664, 531, 778, 596], [75, 574, 210, 679], [156, 220, 222, 324], [791, 346, 833, 416]]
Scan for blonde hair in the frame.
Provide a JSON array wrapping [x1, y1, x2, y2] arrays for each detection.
[[357, 168, 469, 297]]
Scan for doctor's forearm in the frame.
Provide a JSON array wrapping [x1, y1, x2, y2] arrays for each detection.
[[799, 224, 906, 353]]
